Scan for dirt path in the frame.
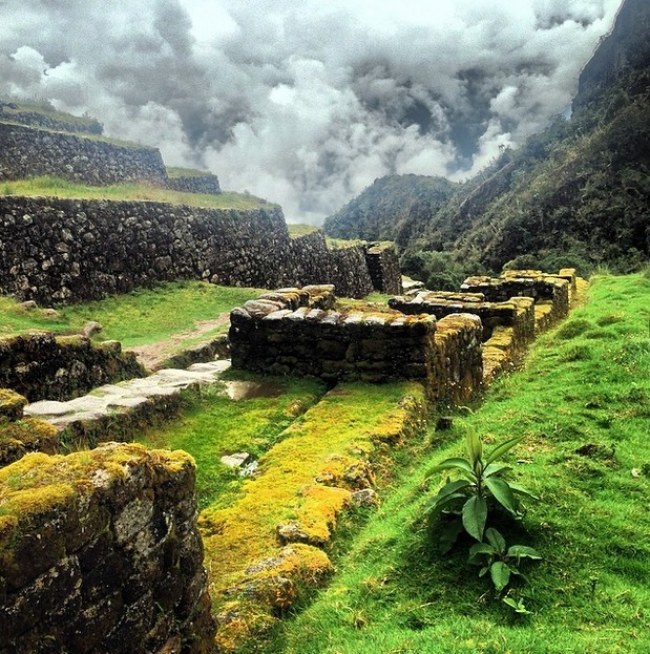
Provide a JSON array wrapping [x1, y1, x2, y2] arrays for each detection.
[[126, 312, 231, 371]]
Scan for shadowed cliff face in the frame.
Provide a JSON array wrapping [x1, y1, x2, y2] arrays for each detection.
[[575, 0, 650, 108]]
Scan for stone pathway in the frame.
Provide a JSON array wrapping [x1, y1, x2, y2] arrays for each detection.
[[24, 360, 232, 432], [126, 313, 230, 371]]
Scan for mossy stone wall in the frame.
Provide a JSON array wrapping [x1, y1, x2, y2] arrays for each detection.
[[365, 243, 402, 295], [166, 174, 221, 195], [0, 443, 215, 654], [389, 291, 535, 348], [0, 332, 144, 402], [461, 270, 570, 324], [229, 286, 484, 401]]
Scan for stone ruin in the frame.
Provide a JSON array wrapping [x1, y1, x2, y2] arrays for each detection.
[[0, 268, 580, 652], [229, 284, 483, 404]]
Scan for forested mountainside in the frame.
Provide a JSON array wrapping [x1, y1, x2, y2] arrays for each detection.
[[323, 174, 457, 246], [324, 0, 650, 288]]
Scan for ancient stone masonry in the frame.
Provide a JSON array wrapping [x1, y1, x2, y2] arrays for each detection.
[[389, 291, 535, 346], [0, 443, 215, 654], [0, 195, 402, 303], [0, 122, 167, 185], [365, 243, 402, 295], [0, 332, 144, 402], [166, 173, 222, 195], [0, 196, 290, 303], [0, 388, 58, 468], [0, 109, 103, 135], [229, 285, 483, 403], [461, 270, 570, 328], [286, 231, 374, 298]]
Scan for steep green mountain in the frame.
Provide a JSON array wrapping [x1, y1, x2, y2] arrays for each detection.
[[323, 174, 457, 247], [324, 0, 650, 279]]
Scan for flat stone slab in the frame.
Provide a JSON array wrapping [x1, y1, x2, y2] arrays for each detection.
[[25, 359, 232, 429]]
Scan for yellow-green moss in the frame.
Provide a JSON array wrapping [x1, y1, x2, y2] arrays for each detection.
[[0, 389, 28, 420], [200, 381, 426, 651]]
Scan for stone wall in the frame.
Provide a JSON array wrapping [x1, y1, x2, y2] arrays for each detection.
[[0, 443, 215, 654], [1, 110, 103, 135], [461, 270, 570, 324], [167, 173, 221, 195], [0, 388, 59, 468], [286, 231, 374, 298], [389, 291, 535, 348], [0, 332, 144, 402], [432, 314, 485, 404], [0, 196, 290, 303], [0, 122, 167, 186], [365, 244, 402, 295], [0, 197, 398, 303], [229, 286, 483, 402]]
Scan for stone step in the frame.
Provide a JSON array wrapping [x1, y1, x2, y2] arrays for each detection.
[[24, 359, 232, 434]]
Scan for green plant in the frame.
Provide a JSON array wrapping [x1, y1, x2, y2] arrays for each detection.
[[468, 527, 542, 595], [427, 429, 536, 550]]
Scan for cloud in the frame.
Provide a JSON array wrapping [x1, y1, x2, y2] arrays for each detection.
[[0, 0, 622, 222]]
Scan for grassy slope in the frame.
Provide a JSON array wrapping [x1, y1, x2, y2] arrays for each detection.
[[1, 176, 276, 210], [0, 282, 262, 347], [272, 274, 650, 654], [136, 372, 326, 510]]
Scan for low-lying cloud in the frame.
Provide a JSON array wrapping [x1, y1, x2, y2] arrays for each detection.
[[0, 0, 621, 222]]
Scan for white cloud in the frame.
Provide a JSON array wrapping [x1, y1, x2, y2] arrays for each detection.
[[0, 0, 622, 223]]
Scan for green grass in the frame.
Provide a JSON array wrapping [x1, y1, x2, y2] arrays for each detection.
[[136, 371, 326, 510], [166, 166, 211, 179], [0, 176, 276, 210], [0, 281, 263, 347], [269, 273, 650, 654], [288, 223, 320, 237]]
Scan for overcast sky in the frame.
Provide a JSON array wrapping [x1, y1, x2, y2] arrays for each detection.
[[0, 0, 621, 222]]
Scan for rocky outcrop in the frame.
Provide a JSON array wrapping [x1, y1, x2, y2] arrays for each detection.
[[0, 122, 167, 185], [0, 332, 144, 402], [575, 0, 650, 109], [0, 443, 215, 653]]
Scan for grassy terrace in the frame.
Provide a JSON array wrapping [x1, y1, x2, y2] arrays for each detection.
[[0, 176, 276, 210], [0, 281, 262, 347], [267, 273, 650, 654]]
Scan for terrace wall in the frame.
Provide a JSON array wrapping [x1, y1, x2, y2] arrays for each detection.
[[166, 174, 221, 195], [0, 197, 399, 303], [229, 286, 483, 403], [0, 443, 215, 654], [0, 196, 290, 303], [0, 123, 167, 186], [0, 332, 144, 402]]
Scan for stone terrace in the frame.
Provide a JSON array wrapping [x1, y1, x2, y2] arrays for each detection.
[[229, 285, 483, 404]]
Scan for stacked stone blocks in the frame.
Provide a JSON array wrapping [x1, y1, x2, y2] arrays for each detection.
[[230, 285, 483, 404], [0, 443, 215, 654]]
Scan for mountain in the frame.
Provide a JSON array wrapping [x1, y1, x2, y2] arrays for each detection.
[[323, 174, 457, 248], [324, 0, 650, 279]]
